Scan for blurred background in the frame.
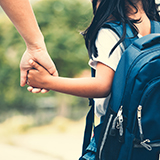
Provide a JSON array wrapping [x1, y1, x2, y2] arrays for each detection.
[[0, 0, 93, 159], [0, 0, 160, 160]]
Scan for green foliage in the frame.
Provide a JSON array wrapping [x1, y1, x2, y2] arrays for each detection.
[[33, 0, 92, 77], [0, 0, 92, 114]]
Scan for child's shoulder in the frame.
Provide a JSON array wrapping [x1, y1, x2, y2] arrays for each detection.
[[97, 27, 120, 43]]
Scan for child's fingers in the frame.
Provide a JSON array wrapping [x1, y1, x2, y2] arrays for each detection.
[[41, 89, 49, 93], [27, 86, 42, 93], [32, 88, 42, 93], [27, 86, 33, 92]]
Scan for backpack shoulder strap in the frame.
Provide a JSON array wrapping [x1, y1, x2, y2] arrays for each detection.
[[102, 22, 138, 49], [81, 67, 95, 155], [102, 21, 160, 49], [151, 20, 160, 33], [109, 20, 160, 113]]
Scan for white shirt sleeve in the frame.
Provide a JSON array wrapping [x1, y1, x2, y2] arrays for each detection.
[[88, 28, 142, 117], [88, 28, 124, 71], [88, 28, 124, 117]]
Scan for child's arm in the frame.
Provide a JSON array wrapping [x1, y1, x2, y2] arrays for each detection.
[[27, 60, 114, 98]]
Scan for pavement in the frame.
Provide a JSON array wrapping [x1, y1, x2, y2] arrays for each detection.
[[0, 116, 85, 160], [0, 143, 57, 160], [0, 133, 83, 160]]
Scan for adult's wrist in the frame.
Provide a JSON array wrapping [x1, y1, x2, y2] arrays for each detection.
[[25, 34, 46, 52]]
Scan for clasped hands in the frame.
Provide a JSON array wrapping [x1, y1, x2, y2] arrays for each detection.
[[26, 59, 56, 93], [20, 47, 58, 93]]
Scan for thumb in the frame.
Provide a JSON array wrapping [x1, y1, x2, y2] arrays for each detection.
[[29, 59, 41, 70]]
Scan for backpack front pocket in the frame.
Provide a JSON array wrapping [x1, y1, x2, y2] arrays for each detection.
[[95, 107, 127, 160], [131, 78, 160, 160], [131, 140, 160, 160]]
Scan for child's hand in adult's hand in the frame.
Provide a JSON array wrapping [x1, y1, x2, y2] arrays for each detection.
[[27, 59, 51, 91], [20, 46, 58, 93]]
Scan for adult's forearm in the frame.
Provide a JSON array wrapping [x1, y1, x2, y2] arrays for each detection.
[[0, 0, 44, 47]]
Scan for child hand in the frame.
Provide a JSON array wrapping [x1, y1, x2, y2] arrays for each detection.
[[27, 59, 51, 90]]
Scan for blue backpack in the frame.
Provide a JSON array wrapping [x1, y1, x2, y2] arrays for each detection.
[[82, 20, 160, 160]]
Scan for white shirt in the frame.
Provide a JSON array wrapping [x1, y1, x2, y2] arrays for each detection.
[[88, 28, 142, 117]]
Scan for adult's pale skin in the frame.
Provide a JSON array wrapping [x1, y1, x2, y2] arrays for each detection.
[[0, 0, 58, 93]]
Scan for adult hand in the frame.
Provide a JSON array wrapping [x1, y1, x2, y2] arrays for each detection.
[[20, 45, 58, 93], [0, 0, 58, 93]]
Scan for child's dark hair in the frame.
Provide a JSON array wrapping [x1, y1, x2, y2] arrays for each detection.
[[83, 0, 160, 58]]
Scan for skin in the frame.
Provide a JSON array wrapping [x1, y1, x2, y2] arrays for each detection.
[[27, 0, 151, 97], [0, 0, 58, 93], [27, 59, 114, 98]]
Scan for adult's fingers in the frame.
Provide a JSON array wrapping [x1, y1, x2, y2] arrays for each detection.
[[35, 53, 58, 76], [20, 69, 27, 86]]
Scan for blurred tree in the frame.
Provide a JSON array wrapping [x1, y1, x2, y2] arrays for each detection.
[[33, 0, 92, 77], [0, 0, 92, 113]]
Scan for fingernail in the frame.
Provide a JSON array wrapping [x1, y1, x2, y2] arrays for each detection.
[[29, 59, 33, 64]]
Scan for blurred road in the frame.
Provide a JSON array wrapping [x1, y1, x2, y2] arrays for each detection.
[[0, 143, 57, 160], [0, 133, 83, 160], [0, 116, 87, 160]]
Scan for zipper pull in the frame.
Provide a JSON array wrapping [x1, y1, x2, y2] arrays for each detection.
[[109, 116, 117, 136], [140, 139, 152, 151], [118, 114, 123, 137], [137, 105, 142, 119], [137, 105, 152, 151], [118, 114, 124, 143], [137, 105, 144, 141], [109, 106, 123, 137], [116, 106, 123, 129], [117, 106, 123, 117]]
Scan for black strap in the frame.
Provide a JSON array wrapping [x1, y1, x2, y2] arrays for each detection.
[[82, 101, 94, 155], [81, 68, 95, 155]]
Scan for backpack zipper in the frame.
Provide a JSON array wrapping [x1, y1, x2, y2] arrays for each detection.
[[137, 105, 143, 141], [137, 105, 152, 151], [134, 142, 160, 148], [99, 114, 113, 159], [135, 78, 160, 151], [109, 106, 124, 142], [99, 106, 124, 159]]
